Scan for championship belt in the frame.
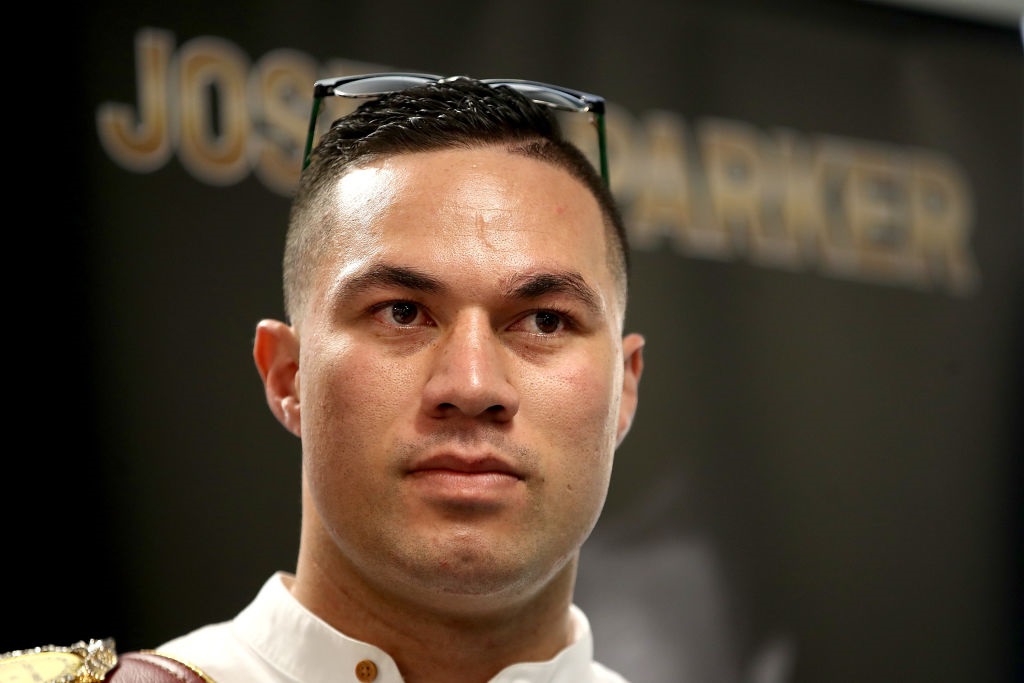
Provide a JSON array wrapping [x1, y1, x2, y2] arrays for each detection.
[[0, 639, 215, 683]]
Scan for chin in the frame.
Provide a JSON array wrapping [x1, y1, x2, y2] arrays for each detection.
[[401, 546, 574, 610]]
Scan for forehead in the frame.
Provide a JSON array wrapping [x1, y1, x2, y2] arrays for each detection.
[[318, 146, 617, 296]]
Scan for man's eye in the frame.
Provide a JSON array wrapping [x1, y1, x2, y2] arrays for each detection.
[[388, 301, 421, 325], [532, 311, 563, 334]]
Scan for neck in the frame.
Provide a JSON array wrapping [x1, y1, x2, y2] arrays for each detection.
[[290, 539, 579, 682]]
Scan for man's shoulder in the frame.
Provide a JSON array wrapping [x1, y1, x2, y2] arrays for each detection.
[[158, 620, 234, 654], [155, 621, 255, 681], [592, 660, 632, 683]]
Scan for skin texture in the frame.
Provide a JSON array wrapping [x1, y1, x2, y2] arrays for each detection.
[[253, 145, 644, 682]]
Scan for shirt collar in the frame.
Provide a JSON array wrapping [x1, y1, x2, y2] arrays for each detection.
[[232, 572, 597, 683]]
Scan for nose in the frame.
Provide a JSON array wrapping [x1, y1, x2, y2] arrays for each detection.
[[422, 311, 519, 421]]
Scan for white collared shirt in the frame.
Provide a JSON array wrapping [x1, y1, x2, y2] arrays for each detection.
[[157, 572, 629, 683]]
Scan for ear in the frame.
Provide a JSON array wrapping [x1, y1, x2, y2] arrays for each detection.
[[615, 332, 645, 447], [253, 319, 302, 437]]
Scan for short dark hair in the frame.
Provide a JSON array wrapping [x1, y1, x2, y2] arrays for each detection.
[[283, 77, 629, 323]]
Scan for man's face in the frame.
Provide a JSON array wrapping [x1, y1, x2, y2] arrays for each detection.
[[284, 146, 643, 613]]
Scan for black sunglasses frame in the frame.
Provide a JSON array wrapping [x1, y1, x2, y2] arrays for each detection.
[[301, 72, 608, 184]]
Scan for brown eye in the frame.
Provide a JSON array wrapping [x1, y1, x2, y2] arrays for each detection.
[[533, 311, 562, 334], [390, 302, 419, 325]]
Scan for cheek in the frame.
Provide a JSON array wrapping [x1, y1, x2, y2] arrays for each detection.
[[530, 354, 621, 466], [530, 360, 620, 540], [547, 344, 619, 418], [298, 340, 406, 487], [302, 336, 410, 420]]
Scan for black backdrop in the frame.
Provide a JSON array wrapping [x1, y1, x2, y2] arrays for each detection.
[[10, 1, 1022, 682]]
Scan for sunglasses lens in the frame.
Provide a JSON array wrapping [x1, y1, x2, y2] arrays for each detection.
[[552, 109, 603, 174], [332, 74, 438, 97], [497, 83, 588, 112]]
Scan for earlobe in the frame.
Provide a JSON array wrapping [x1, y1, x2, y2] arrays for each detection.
[[616, 333, 645, 447], [253, 319, 302, 437]]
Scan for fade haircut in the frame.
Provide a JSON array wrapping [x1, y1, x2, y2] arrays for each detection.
[[283, 76, 629, 324]]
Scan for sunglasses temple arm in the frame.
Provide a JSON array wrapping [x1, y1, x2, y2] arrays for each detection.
[[302, 97, 324, 171], [596, 112, 610, 187]]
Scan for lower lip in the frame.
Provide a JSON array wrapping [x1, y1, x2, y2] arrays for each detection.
[[408, 469, 522, 504]]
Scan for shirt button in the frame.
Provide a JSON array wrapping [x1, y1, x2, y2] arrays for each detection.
[[355, 659, 378, 682]]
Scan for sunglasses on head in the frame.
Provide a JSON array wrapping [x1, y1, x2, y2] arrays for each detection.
[[302, 72, 609, 185]]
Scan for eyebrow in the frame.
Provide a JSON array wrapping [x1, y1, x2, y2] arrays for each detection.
[[504, 272, 602, 316], [335, 264, 447, 300]]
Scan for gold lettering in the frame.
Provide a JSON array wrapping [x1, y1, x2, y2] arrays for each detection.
[[623, 109, 699, 252], [95, 28, 174, 172], [700, 118, 765, 260], [624, 110, 744, 260], [844, 142, 929, 290], [177, 36, 251, 185], [813, 141, 866, 279], [911, 151, 979, 295], [773, 128, 826, 270]]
